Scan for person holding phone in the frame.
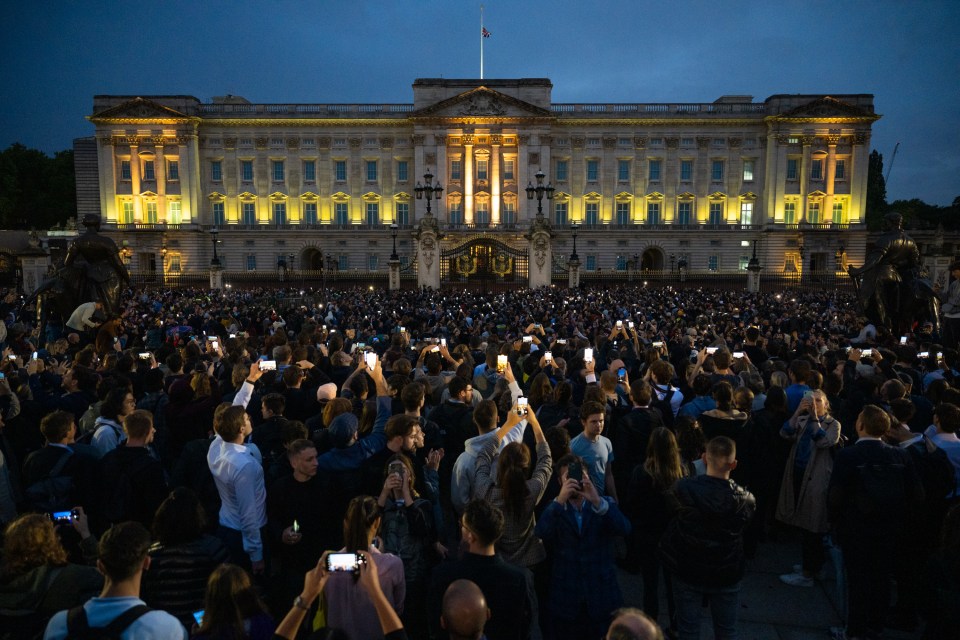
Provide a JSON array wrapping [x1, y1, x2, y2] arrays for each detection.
[[535, 454, 631, 639], [776, 389, 841, 587]]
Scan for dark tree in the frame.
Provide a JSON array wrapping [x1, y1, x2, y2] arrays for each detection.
[[865, 149, 887, 230], [0, 143, 76, 229]]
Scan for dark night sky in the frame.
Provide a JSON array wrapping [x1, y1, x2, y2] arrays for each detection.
[[2, 0, 958, 204]]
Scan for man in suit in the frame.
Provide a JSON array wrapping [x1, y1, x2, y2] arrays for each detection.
[[828, 404, 924, 640]]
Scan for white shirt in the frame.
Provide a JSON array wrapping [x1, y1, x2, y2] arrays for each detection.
[[207, 435, 267, 562], [66, 302, 99, 331]]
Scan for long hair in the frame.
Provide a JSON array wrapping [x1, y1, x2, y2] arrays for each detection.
[[644, 428, 686, 490], [343, 496, 381, 553], [527, 373, 553, 410], [498, 442, 531, 519], [199, 564, 269, 638], [1, 514, 68, 578]]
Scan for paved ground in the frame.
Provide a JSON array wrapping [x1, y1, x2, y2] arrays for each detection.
[[616, 531, 923, 640]]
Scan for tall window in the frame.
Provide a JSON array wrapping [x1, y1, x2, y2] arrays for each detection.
[[585, 202, 599, 225], [742, 160, 754, 182], [167, 160, 179, 181], [680, 160, 693, 181], [647, 202, 661, 225], [832, 201, 845, 224], [210, 160, 222, 181], [586, 160, 599, 181], [711, 160, 724, 181], [335, 202, 349, 225], [396, 161, 408, 182], [450, 160, 462, 181], [145, 202, 158, 223], [554, 202, 568, 226], [739, 255, 750, 271], [143, 160, 155, 181], [121, 201, 134, 223], [169, 254, 181, 273], [648, 159, 661, 181], [120, 160, 131, 181], [213, 202, 225, 226], [396, 202, 409, 225], [449, 202, 463, 224], [555, 160, 568, 181], [476, 159, 489, 181], [338, 255, 349, 270], [272, 161, 285, 182], [335, 160, 347, 181], [303, 202, 317, 224], [241, 160, 253, 181], [784, 202, 796, 224], [303, 160, 316, 182], [808, 201, 821, 223], [168, 201, 182, 224], [502, 201, 516, 225], [811, 159, 823, 180], [709, 202, 723, 225], [708, 255, 719, 271], [366, 161, 377, 181], [475, 202, 490, 226], [585, 255, 597, 271], [615, 202, 630, 226], [617, 160, 630, 182], [616, 255, 628, 270], [503, 159, 515, 180], [740, 202, 753, 225], [786, 158, 799, 180], [835, 159, 846, 180], [273, 202, 286, 225], [677, 201, 692, 225], [365, 202, 379, 225], [368, 254, 379, 271], [242, 202, 256, 225], [246, 254, 257, 271]]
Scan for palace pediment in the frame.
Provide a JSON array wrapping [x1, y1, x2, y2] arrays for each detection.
[[412, 87, 551, 119], [91, 97, 191, 120], [776, 96, 873, 119]]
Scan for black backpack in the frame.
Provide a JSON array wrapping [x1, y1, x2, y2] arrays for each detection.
[[24, 449, 74, 513], [65, 604, 151, 640], [651, 385, 676, 430]]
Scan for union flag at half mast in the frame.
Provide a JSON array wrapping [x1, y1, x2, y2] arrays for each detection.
[[482, 27, 491, 38]]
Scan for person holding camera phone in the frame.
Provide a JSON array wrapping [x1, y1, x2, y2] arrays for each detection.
[[535, 453, 631, 640], [776, 389, 841, 588]]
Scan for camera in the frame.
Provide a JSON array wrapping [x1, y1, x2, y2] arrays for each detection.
[[326, 552, 366, 573], [50, 509, 78, 524], [260, 360, 277, 371]]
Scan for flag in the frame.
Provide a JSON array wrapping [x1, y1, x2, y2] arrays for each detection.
[[482, 27, 491, 38]]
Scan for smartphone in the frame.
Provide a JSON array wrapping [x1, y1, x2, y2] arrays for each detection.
[[31, 351, 38, 360], [733, 351, 744, 359], [616, 320, 623, 328], [50, 510, 76, 523], [556, 338, 567, 345], [845, 346, 852, 353], [260, 360, 277, 371], [399, 326, 406, 333], [544, 351, 553, 364], [210, 340, 219, 350], [900, 336, 908, 345], [497, 355, 508, 374], [706, 347, 719, 355], [364, 352, 377, 371], [617, 367, 626, 383], [0, 372, 4, 380], [356, 342, 366, 350], [326, 552, 364, 573], [6, 355, 15, 361], [937, 351, 944, 361], [139, 352, 151, 360], [861, 348, 873, 356], [652, 341, 664, 348], [522, 335, 533, 343], [516, 396, 529, 416], [388, 461, 405, 477], [292, 519, 300, 534], [803, 390, 814, 400], [584, 348, 593, 363], [440, 338, 447, 347], [229, 333, 236, 339], [193, 610, 205, 627], [628, 321, 635, 329], [567, 461, 583, 484], [430, 346, 440, 353], [918, 351, 930, 358]]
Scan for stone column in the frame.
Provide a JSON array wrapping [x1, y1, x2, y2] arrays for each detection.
[[824, 134, 840, 224], [850, 132, 869, 224], [209, 265, 224, 290], [695, 137, 710, 223], [491, 137, 501, 225], [517, 135, 529, 222], [463, 136, 474, 224], [154, 141, 166, 221], [388, 258, 401, 290], [129, 141, 142, 221], [799, 136, 814, 223], [568, 258, 581, 288]]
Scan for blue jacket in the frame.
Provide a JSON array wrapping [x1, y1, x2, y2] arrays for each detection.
[[316, 396, 390, 472], [534, 497, 631, 622]]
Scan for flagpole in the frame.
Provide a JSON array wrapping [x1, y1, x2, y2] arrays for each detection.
[[480, 4, 485, 79]]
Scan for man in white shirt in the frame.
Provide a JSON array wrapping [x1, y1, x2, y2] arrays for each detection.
[[65, 300, 104, 341], [208, 404, 267, 575]]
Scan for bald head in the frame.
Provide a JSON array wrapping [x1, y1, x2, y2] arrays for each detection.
[[441, 579, 489, 640], [607, 608, 664, 640]]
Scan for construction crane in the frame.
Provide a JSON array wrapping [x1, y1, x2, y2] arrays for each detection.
[[885, 142, 900, 183]]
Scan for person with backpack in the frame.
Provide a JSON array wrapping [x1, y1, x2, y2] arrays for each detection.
[[648, 359, 683, 431], [43, 521, 187, 639], [21, 411, 97, 515], [828, 405, 924, 640]]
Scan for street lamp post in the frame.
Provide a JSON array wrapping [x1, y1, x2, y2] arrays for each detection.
[[414, 169, 444, 219], [570, 223, 580, 262], [525, 169, 555, 222], [390, 223, 399, 261], [210, 228, 220, 267]]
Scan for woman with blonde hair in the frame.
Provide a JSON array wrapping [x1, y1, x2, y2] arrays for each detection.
[[776, 389, 841, 587]]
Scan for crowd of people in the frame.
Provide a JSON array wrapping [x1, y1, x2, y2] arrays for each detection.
[[0, 280, 958, 640]]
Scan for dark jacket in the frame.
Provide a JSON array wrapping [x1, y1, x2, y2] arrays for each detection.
[[611, 406, 664, 492], [0, 563, 102, 640], [141, 534, 230, 629], [659, 475, 756, 588], [96, 445, 168, 531]]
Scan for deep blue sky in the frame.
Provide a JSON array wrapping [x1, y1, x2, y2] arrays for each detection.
[[2, 1, 958, 205]]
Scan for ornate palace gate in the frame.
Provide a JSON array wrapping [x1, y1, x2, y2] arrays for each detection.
[[440, 237, 529, 291]]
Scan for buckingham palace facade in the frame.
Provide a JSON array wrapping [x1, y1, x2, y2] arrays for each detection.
[[76, 78, 879, 289]]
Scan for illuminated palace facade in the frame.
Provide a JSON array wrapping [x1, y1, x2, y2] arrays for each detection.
[[80, 78, 879, 288]]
